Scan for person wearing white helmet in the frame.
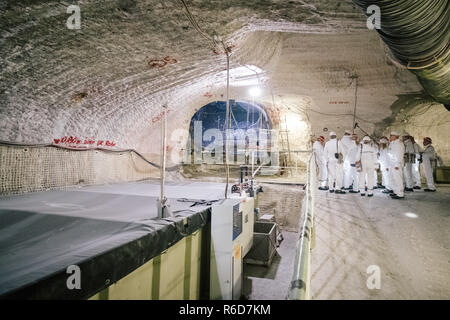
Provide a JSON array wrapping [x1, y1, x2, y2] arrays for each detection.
[[410, 136, 423, 189], [372, 139, 380, 189], [341, 129, 355, 190], [421, 137, 439, 192], [313, 136, 328, 190], [402, 133, 421, 192], [355, 135, 378, 197], [323, 131, 347, 194], [388, 131, 405, 199], [378, 137, 391, 192]]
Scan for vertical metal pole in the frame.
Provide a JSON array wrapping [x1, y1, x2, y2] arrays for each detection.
[[224, 50, 230, 199], [246, 104, 249, 129], [161, 104, 167, 208], [252, 97, 254, 127], [352, 77, 358, 134], [251, 150, 254, 176]]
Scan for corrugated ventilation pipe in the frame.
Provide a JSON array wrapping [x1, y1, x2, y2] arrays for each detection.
[[353, 0, 449, 108]]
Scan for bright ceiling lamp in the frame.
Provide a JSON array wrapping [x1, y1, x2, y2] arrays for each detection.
[[249, 86, 262, 98]]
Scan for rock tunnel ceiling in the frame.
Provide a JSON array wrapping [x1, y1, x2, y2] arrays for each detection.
[[0, 0, 448, 154]]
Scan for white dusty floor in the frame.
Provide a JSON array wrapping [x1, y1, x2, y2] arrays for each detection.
[[311, 185, 450, 300]]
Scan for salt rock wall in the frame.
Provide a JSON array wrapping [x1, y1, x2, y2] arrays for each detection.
[[380, 97, 450, 164]]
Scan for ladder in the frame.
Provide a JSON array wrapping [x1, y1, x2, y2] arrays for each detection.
[[279, 116, 292, 176]]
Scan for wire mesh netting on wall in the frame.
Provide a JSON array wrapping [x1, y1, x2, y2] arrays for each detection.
[[0, 146, 163, 195]]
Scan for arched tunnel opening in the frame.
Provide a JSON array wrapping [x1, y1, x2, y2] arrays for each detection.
[[0, 0, 449, 305], [186, 100, 271, 166]]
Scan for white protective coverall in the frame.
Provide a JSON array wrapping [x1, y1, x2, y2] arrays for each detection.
[[313, 140, 327, 187], [412, 159, 421, 187], [421, 144, 437, 190], [346, 140, 359, 191], [378, 145, 391, 190], [341, 134, 354, 188], [388, 139, 405, 197], [403, 139, 421, 189], [412, 142, 423, 187], [324, 137, 347, 191], [356, 142, 378, 195], [372, 142, 379, 187]]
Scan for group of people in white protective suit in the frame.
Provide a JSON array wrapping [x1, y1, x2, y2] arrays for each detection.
[[312, 130, 442, 199]]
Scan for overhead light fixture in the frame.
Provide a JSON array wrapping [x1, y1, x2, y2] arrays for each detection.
[[249, 87, 262, 98], [220, 65, 266, 87]]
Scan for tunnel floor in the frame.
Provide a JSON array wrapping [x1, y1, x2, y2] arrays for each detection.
[[243, 230, 298, 300], [311, 185, 450, 299]]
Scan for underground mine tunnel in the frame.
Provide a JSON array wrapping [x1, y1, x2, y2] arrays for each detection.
[[0, 0, 449, 303]]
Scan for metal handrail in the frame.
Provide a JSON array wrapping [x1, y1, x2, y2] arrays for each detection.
[[288, 151, 316, 300]]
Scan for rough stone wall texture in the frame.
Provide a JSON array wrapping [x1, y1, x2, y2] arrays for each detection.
[[379, 100, 450, 164], [0, 1, 362, 148], [258, 183, 305, 232], [0, 0, 447, 193]]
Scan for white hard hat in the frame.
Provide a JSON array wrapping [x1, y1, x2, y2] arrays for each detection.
[[390, 131, 399, 136], [362, 136, 371, 142], [329, 131, 336, 136]]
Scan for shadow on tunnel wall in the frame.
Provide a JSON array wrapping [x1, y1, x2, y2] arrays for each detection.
[[374, 92, 441, 135], [374, 92, 450, 164]]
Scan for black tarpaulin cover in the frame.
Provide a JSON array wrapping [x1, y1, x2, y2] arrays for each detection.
[[0, 181, 226, 299]]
